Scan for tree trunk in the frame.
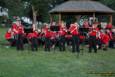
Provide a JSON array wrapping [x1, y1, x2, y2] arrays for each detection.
[[32, 5, 37, 30]]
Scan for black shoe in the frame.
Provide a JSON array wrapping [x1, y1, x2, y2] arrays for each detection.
[[88, 51, 92, 53], [72, 51, 75, 53], [103, 48, 107, 51]]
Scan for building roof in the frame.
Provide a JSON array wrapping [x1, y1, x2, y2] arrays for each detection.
[[49, 0, 115, 14]]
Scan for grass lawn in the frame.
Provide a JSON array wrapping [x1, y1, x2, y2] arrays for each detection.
[[0, 28, 115, 77]]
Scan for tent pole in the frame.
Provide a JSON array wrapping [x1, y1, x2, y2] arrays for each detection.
[[59, 13, 62, 24], [93, 13, 96, 23], [50, 14, 53, 26], [109, 15, 112, 24]]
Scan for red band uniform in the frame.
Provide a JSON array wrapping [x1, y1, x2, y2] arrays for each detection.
[[5, 29, 15, 46], [58, 26, 67, 51], [27, 31, 38, 51], [44, 29, 52, 51], [69, 23, 80, 53], [101, 32, 110, 50], [12, 23, 24, 50], [88, 29, 97, 53]]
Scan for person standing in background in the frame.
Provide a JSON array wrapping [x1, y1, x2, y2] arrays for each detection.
[[69, 22, 80, 53]]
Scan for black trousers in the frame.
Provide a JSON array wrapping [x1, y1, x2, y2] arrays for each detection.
[[7, 39, 15, 46], [30, 37, 38, 51], [109, 40, 115, 48], [66, 38, 72, 46], [72, 35, 80, 53], [89, 36, 97, 53], [59, 36, 66, 51], [16, 34, 24, 50], [45, 38, 51, 51], [97, 39, 102, 49]]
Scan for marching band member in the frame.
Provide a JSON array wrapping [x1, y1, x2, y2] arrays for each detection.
[[58, 21, 67, 51], [12, 17, 24, 50], [101, 32, 110, 50], [69, 22, 80, 53], [106, 23, 112, 30], [5, 28, 15, 46], [27, 30, 38, 51], [88, 27, 98, 53], [83, 19, 89, 28], [44, 25, 52, 52]]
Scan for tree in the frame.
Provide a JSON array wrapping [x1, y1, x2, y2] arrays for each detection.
[[1, 0, 115, 24], [100, 0, 115, 24], [0, 0, 25, 16], [23, 0, 64, 22]]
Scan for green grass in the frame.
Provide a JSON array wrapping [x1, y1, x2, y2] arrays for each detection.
[[0, 28, 115, 77]]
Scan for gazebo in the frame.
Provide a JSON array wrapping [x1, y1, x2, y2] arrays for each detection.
[[49, 0, 115, 24]]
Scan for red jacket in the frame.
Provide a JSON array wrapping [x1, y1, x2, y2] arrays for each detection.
[[27, 33, 32, 39], [107, 32, 113, 40], [89, 30, 97, 36], [102, 34, 110, 44], [79, 35, 85, 41], [5, 32, 12, 39], [58, 27, 66, 36], [42, 26, 48, 33], [18, 26, 24, 34], [50, 31, 57, 40], [65, 34, 72, 39], [45, 30, 52, 38], [69, 24, 79, 35], [12, 24, 24, 35], [27, 32, 38, 39], [33, 31, 38, 37], [106, 24, 112, 29], [83, 21, 89, 28], [12, 24, 18, 35]]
